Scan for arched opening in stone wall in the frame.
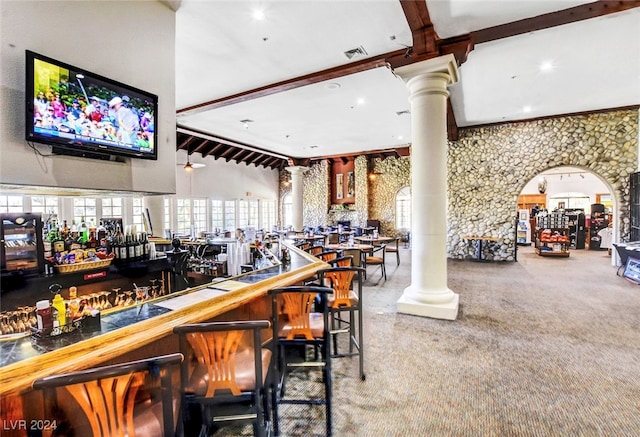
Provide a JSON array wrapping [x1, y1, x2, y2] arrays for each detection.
[[516, 165, 618, 266]]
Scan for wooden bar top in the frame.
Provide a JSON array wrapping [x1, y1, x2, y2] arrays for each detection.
[[0, 245, 325, 396]]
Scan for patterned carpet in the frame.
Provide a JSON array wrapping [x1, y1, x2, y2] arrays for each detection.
[[211, 247, 640, 436]]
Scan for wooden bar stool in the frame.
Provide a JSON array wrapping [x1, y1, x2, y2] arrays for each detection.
[[319, 266, 366, 380], [173, 320, 272, 437], [268, 285, 334, 436], [32, 353, 183, 437]]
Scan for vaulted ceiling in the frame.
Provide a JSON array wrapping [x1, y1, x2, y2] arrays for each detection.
[[174, 1, 640, 171]]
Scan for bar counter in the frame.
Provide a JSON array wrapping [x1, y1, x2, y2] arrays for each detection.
[[0, 244, 324, 397]]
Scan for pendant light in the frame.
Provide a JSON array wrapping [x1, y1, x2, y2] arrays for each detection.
[[184, 154, 193, 171]]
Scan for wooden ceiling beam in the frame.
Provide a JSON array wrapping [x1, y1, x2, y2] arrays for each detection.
[[472, 1, 640, 45], [177, 54, 400, 116]]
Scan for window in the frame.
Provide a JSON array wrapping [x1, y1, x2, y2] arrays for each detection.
[[102, 198, 123, 219], [131, 198, 144, 230], [262, 200, 276, 231], [396, 186, 411, 230], [224, 200, 236, 231], [193, 199, 207, 235], [0, 195, 23, 213], [176, 198, 191, 235], [73, 198, 97, 227], [283, 195, 292, 228], [164, 198, 171, 233], [31, 196, 59, 217], [248, 200, 259, 227], [211, 200, 224, 230], [238, 200, 249, 227]]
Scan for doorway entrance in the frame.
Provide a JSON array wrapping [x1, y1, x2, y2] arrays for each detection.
[[517, 166, 615, 264]]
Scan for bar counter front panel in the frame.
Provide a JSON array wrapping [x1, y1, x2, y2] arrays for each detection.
[[0, 245, 324, 399]]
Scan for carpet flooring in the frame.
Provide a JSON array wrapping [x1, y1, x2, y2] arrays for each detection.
[[213, 247, 640, 436]]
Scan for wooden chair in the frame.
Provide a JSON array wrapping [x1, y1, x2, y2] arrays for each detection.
[[294, 241, 310, 251], [268, 285, 334, 436], [305, 245, 324, 256], [32, 353, 183, 437], [173, 320, 272, 437], [319, 266, 366, 380], [317, 249, 339, 262], [385, 236, 401, 265], [327, 233, 340, 244], [364, 243, 387, 280], [327, 255, 353, 267]]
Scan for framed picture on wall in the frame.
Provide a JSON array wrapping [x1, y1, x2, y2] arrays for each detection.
[[336, 173, 344, 199], [347, 171, 355, 197]]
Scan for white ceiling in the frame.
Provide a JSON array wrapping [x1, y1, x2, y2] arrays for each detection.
[[175, 1, 640, 160]]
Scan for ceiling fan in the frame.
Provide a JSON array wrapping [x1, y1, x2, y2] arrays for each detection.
[[178, 154, 206, 171]]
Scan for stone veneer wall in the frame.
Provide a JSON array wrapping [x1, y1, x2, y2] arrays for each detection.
[[279, 109, 637, 260], [368, 156, 411, 237], [302, 160, 330, 228], [448, 109, 638, 261]]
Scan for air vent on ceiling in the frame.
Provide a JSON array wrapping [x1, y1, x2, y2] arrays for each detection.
[[396, 110, 411, 116], [343, 46, 368, 60]]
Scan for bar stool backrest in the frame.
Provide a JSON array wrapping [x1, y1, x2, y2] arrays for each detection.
[[32, 353, 183, 437]]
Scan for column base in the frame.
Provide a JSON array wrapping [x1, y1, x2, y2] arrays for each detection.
[[396, 290, 459, 320]]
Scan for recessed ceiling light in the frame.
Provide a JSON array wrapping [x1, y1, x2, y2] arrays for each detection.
[[325, 83, 341, 90], [539, 60, 554, 73], [357, 98, 365, 105], [522, 105, 532, 113], [252, 9, 265, 20], [398, 135, 404, 140]]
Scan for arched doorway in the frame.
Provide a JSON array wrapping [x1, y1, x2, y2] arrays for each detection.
[[517, 166, 617, 265]]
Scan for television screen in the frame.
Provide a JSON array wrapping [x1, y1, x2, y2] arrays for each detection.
[[25, 50, 158, 160]]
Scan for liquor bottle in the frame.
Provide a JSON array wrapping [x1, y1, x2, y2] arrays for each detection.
[[117, 226, 128, 263], [141, 232, 150, 260], [97, 220, 107, 248], [133, 233, 143, 261], [51, 219, 65, 255], [126, 233, 136, 262], [43, 219, 56, 258], [78, 217, 88, 246], [68, 220, 79, 250]]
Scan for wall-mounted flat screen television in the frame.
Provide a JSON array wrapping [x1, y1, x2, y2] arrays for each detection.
[[25, 50, 158, 161]]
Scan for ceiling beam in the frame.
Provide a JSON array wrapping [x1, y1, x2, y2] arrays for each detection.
[[177, 55, 399, 116], [472, 0, 640, 45]]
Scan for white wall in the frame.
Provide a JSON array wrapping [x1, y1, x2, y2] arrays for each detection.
[[0, 1, 177, 195], [520, 166, 610, 211], [175, 150, 279, 199]]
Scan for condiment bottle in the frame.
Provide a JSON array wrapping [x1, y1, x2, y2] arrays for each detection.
[[50, 283, 66, 327], [36, 300, 53, 332], [68, 286, 80, 320]]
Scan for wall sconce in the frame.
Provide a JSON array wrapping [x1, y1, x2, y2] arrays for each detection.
[[369, 171, 383, 181]]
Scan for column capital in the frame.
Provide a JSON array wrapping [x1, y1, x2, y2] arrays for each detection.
[[393, 53, 459, 85], [285, 166, 309, 176]]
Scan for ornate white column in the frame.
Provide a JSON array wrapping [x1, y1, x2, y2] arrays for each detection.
[[142, 195, 165, 237], [394, 54, 460, 320], [286, 166, 308, 232]]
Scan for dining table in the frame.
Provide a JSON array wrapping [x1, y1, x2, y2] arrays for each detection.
[[324, 242, 374, 266], [354, 235, 395, 245]]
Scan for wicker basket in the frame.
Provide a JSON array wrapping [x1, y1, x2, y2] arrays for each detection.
[[54, 257, 114, 273]]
